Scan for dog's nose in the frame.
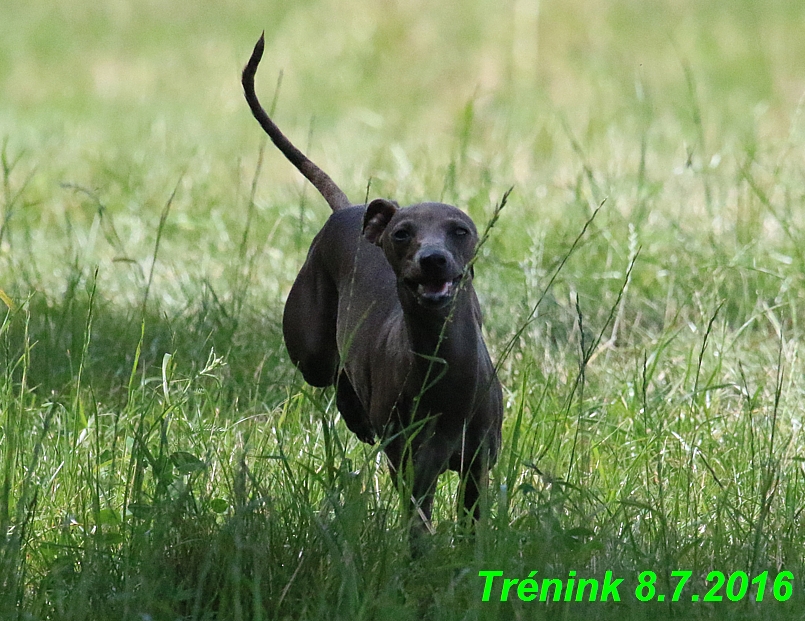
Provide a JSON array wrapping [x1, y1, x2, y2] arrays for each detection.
[[418, 249, 448, 273]]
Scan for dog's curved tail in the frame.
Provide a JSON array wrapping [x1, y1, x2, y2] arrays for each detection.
[[242, 33, 352, 212]]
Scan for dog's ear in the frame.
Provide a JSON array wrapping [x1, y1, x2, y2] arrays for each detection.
[[362, 199, 399, 245]]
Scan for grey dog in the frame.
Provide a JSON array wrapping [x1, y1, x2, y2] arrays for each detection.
[[242, 33, 503, 540]]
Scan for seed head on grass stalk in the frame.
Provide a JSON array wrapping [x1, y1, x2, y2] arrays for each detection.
[[141, 174, 183, 319], [566, 248, 641, 484], [494, 198, 605, 376], [0, 139, 37, 250]]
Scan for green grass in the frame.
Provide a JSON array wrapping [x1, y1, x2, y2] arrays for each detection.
[[2, 0, 805, 618]]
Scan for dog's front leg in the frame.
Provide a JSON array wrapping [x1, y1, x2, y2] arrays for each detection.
[[406, 440, 450, 549]]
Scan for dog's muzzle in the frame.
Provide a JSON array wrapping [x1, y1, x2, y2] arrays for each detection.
[[402, 248, 465, 308]]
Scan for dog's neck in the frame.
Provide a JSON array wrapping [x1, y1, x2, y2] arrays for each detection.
[[398, 285, 480, 368]]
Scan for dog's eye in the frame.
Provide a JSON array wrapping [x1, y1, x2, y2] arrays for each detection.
[[392, 229, 411, 242], [453, 227, 469, 237]]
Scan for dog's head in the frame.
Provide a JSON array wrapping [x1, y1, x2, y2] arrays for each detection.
[[363, 199, 478, 310]]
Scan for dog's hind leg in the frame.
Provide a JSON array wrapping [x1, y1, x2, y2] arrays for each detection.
[[335, 372, 375, 444], [282, 256, 340, 388], [458, 456, 489, 524]]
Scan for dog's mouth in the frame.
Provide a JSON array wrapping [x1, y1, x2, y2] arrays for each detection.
[[406, 276, 462, 308]]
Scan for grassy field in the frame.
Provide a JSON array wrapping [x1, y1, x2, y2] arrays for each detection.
[[2, 0, 805, 619]]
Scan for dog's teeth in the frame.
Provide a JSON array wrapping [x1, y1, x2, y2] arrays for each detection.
[[421, 281, 450, 296]]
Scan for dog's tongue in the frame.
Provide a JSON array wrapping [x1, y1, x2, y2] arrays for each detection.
[[422, 280, 450, 296]]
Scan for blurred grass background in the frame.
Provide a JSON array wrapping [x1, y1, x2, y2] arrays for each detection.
[[2, 0, 805, 619]]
